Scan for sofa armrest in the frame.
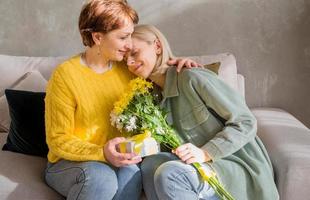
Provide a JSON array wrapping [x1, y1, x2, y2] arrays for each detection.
[[251, 107, 310, 200]]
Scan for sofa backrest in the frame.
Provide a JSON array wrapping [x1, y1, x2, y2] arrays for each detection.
[[0, 53, 244, 97], [0, 54, 68, 97]]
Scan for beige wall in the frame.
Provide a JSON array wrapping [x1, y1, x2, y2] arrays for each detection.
[[0, 0, 309, 127]]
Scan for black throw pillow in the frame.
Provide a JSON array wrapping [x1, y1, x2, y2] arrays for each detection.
[[2, 89, 48, 157]]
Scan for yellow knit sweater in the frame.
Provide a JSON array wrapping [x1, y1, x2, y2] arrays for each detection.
[[45, 55, 135, 163]]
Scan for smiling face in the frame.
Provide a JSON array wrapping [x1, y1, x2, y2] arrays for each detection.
[[98, 20, 134, 61], [126, 37, 161, 78]]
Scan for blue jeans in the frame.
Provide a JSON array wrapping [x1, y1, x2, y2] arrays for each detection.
[[141, 152, 219, 200], [44, 160, 142, 200]]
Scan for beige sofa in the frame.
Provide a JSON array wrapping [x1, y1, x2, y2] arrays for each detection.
[[0, 53, 309, 200]]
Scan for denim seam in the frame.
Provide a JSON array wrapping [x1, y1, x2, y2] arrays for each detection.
[[46, 166, 86, 200]]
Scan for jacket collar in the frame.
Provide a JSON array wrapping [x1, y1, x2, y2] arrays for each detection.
[[161, 68, 179, 102]]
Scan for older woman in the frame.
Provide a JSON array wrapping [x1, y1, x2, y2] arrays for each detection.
[[126, 24, 279, 200], [44, 1, 197, 200], [44, 1, 141, 200]]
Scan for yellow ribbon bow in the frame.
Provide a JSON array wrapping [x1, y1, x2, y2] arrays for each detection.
[[119, 130, 152, 154]]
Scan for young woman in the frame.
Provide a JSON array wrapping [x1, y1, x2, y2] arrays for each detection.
[[44, 1, 198, 200], [126, 24, 279, 200]]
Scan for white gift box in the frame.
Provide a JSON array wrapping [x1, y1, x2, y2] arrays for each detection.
[[117, 137, 159, 157]]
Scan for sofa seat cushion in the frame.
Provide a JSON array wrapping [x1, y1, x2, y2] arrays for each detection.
[[251, 108, 310, 200], [0, 132, 61, 200]]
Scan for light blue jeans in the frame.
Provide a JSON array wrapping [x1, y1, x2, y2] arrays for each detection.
[[141, 152, 219, 200], [44, 160, 142, 200]]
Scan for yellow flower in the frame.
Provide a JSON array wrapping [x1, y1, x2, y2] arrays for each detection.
[[129, 77, 153, 94], [113, 92, 132, 114], [113, 78, 153, 114]]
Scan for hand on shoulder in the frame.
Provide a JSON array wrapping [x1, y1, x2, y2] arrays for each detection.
[[167, 58, 203, 73]]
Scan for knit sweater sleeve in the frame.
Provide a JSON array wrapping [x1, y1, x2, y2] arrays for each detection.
[[45, 68, 105, 162]]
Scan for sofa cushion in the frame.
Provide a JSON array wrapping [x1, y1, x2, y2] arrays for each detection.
[[252, 108, 310, 200], [0, 133, 61, 200], [189, 53, 238, 92], [2, 90, 48, 157], [0, 54, 68, 97], [0, 71, 47, 132], [203, 62, 220, 74]]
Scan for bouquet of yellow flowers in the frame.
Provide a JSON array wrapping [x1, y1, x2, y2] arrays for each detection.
[[110, 78, 234, 200]]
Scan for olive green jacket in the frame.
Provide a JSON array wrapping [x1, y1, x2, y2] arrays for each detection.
[[160, 68, 279, 200]]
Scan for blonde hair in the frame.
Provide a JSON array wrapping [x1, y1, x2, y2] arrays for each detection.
[[132, 25, 175, 76]]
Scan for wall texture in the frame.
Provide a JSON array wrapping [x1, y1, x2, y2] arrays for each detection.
[[0, 0, 309, 127]]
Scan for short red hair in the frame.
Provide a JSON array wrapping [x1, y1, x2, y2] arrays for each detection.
[[79, 0, 139, 47]]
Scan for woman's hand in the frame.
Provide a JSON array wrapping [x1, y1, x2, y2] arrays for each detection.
[[167, 58, 203, 72], [173, 143, 211, 164], [104, 137, 142, 167]]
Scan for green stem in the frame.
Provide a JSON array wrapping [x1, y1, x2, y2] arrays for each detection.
[[192, 163, 235, 200]]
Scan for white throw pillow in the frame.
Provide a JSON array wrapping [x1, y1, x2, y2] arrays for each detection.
[[0, 71, 47, 132], [189, 53, 238, 92], [0, 54, 67, 97]]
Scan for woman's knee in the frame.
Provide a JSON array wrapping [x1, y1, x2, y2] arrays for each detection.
[[154, 161, 204, 199], [154, 160, 197, 188]]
